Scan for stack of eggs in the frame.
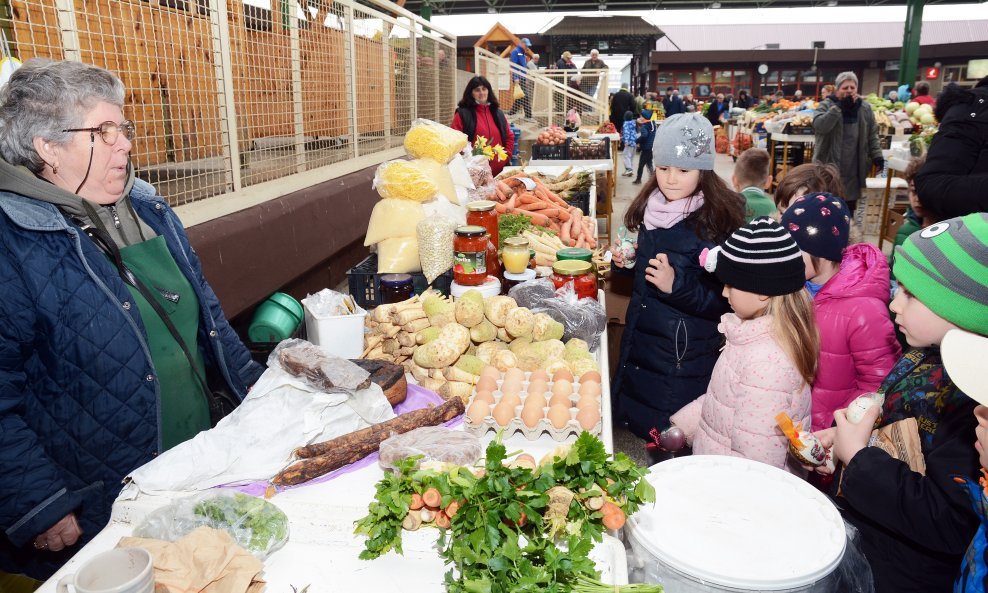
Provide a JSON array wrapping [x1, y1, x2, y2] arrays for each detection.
[[464, 366, 603, 440]]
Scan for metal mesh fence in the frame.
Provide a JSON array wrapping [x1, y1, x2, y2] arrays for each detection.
[[1, 0, 456, 207]]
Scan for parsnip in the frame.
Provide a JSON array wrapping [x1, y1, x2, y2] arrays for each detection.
[[392, 308, 426, 326], [404, 317, 431, 334], [439, 380, 473, 403], [396, 332, 417, 348], [443, 366, 479, 384]]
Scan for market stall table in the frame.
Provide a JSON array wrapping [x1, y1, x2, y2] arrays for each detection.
[[767, 133, 815, 189], [526, 159, 612, 244], [875, 155, 911, 249]]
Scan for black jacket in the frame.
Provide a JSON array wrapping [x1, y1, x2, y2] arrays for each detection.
[[612, 218, 731, 439], [915, 83, 988, 219], [663, 95, 685, 117], [610, 90, 636, 127]]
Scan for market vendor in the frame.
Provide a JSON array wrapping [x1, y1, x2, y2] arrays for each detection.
[[0, 58, 263, 582], [811, 71, 883, 213], [451, 76, 514, 176]]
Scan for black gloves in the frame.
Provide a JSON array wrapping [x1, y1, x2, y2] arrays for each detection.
[[840, 95, 860, 111], [873, 157, 885, 170]]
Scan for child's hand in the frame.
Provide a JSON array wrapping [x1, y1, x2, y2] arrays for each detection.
[[804, 427, 837, 474], [832, 406, 880, 466], [646, 253, 675, 293]]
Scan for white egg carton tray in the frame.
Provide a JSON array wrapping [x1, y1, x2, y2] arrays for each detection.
[[463, 371, 602, 441]]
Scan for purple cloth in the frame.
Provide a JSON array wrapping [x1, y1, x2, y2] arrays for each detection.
[[229, 384, 461, 496]]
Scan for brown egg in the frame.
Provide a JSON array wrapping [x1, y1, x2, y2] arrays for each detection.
[[475, 375, 498, 394], [576, 406, 601, 430], [480, 366, 501, 380], [493, 401, 516, 427], [576, 394, 600, 410], [552, 369, 574, 383], [505, 367, 525, 383], [578, 381, 601, 398], [547, 404, 572, 429], [474, 390, 496, 405], [549, 390, 573, 407], [552, 379, 573, 398], [527, 379, 548, 396], [466, 400, 491, 424], [524, 391, 547, 410], [520, 404, 544, 428], [501, 376, 523, 395], [500, 391, 522, 408], [579, 370, 602, 384], [529, 369, 549, 383]]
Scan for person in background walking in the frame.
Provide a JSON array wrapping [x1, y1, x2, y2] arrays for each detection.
[[683, 93, 697, 113], [610, 83, 635, 148], [705, 93, 727, 127], [664, 89, 685, 117], [555, 50, 576, 71], [621, 111, 638, 176], [507, 38, 531, 117], [633, 109, 657, 184], [912, 81, 936, 107], [736, 90, 752, 109]]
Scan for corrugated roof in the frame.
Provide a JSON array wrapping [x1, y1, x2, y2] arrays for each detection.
[[653, 20, 988, 51], [543, 16, 662, 36]]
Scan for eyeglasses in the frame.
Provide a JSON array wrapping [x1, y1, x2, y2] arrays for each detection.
[[61, 120, 136, 145]]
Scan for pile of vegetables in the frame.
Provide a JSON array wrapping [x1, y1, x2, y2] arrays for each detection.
[[596, 122, 617, 134], [490, 170, 596, 249], [363, 290, 601, 402], [536, 124, 568, 146], [354, 433, 660, 593]]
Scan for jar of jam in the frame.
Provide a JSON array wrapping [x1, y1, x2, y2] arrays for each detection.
[[551, 260, 597, 300], [502, 236, 531, 274], [556, 246, 600, 286], [466, 200, 498, 250], [379, 274, 415, 304], [502, 268, 536, 295], [454, 225, 489, 286]]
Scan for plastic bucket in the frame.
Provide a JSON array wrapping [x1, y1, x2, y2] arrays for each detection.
[[248, 292, 303, 343], [302, 299, 367, 359]]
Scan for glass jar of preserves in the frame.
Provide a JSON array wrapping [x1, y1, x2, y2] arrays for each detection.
[[502, 268, 536, 295], [556, 246, 599, 286], [466, 200, 498, 250], [502, 236, 531, 274], [379, 274, 415, 304], [551, 260, 597, 300], [454, 225, 489, 286]]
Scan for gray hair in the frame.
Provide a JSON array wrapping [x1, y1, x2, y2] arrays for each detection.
[[0, 59, 125, 174], [835, 71, 858, 89]]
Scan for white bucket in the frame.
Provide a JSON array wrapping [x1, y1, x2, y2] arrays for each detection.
[[302, 301, 367, 359], [626, 456, 845, 593]]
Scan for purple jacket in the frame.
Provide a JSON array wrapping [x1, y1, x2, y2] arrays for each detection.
[[810, 243, 900, 431]]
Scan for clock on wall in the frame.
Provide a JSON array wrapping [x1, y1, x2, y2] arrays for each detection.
[[757, 63, 769, 75]]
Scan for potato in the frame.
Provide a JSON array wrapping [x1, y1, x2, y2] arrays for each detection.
[[484, 296, 517, 328], [455, 290, 485, 328], [504, 307, 535, 339]]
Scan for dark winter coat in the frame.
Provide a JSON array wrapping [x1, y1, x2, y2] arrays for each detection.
[[914, 83, 988, 220], [636, 120, 657, 153], [0, 177, 263, 580], [663, 95, 685, 117], [610, 90, 636, 129], [612, 219, 731, 439], [812, 97, 883, 195], [954, 474, 988, 593], [833, 348, 980, 593]]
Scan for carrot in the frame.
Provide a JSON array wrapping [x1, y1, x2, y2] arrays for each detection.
[[422, 487, 442, 508], [600, 501, 626, 530], [547, 220, 561, 232], [575, 235, 586, 249], [497, 180, 513, 197], [570, 208, 583, 233], [445, 500, 461, 518], [517, 192, 540, 205], [434, 511, 451, 529], [554, 208, 571, 222], [410, 493, 424, 510], [517, 202, 553, 212], [506, 194, 517, 209], [559, 219, 574, 246], [513, 210, 551, 227], [494, 202, 509, 214]]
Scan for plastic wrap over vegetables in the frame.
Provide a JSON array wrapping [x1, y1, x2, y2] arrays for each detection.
[[465, 154, 496, 202], [364, 199, 425, 246], [417, 217, 456, 283], [509, 278, 606, 351], [270, 339, 371, 392], [404, 118, 469, 164], [378, 426, 482, 472], [133, 492, 288, 559], [373, 159, 439, 202]]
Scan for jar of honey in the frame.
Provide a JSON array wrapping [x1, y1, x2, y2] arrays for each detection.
[[466, 200, 498, 250], [551, 260, 597, 300], [454, 225, 490, 286], [502, 236, 531, 274]]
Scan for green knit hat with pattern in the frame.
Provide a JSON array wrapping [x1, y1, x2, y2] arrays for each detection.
[[893, 213, 988, 335]]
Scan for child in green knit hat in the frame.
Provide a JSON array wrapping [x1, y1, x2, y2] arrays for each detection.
[[813, 213, 988, 593]]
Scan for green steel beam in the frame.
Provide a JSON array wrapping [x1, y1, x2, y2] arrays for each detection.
[[898, 0, 924, 87]]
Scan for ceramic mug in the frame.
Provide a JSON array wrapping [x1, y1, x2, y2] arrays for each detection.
[[57, 547, 154, 593]]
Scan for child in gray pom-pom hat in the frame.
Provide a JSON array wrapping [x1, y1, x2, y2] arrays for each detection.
[[611, 112, 747, 446]]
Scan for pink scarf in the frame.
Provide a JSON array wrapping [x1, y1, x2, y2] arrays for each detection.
[[643, 189, 705, 230]]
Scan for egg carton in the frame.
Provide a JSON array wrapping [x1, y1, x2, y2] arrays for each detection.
[[463, 370, 602, 441]]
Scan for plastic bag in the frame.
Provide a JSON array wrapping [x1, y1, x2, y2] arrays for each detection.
[[417, 218, 456, 283], [831, 520, 876, 592], [133, 492, 288, 560], [378, 426, 483, 472], [377, 236, 421, 273], [364, 198, 425, 246], [422, 194, 467, 226], [415, 157, 458, 204], [509, 278, 607, 351], [271, 339, 371, 392], [404, 118, 469, 164], [373, 159, 439, 202], [465, 154, 496, 202], [513, 84, 525, 101]]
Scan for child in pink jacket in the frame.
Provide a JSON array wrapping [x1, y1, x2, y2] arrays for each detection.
[[781, 193, 900, 431], [663, 218, 817, 474]]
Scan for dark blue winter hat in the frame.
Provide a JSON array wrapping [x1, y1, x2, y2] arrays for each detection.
[[780, 192, 851, 262]]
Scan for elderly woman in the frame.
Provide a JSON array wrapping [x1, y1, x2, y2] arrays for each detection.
[[812, 71, 883, 212], [451, 76, 514, 176], [0, 59, 262, 581]]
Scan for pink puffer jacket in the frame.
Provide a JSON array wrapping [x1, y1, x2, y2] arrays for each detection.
[[809, 243, 901, 431], [671, 313, 811, 474]]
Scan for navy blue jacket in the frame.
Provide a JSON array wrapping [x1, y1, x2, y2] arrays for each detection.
[[637, 120, 657, 153], [956, 475, 988, 593], [612, 219, 730, 439], [0, 179, 263, 579]]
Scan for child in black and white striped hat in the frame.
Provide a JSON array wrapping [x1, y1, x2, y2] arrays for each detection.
[[657, 217, 820, 474]]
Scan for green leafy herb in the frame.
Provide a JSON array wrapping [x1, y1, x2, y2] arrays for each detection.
[[192, 493, 288, 555]]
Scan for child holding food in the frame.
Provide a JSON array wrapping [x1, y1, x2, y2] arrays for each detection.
[[611, 113, 746, 443], [815, 213, 988, 593], [781, 193, 900, 431], [660, 217, 817, 474]]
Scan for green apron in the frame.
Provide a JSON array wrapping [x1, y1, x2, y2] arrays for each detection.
[[119, 236, 211, 450]]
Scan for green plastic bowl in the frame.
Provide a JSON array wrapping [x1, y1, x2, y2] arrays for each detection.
[[249, 292, 303, 343]]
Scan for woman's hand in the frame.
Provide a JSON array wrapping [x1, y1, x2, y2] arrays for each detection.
[[832, 406, 880, 466], [645, 253, 675, 293], [33, 513, 81, 552]]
